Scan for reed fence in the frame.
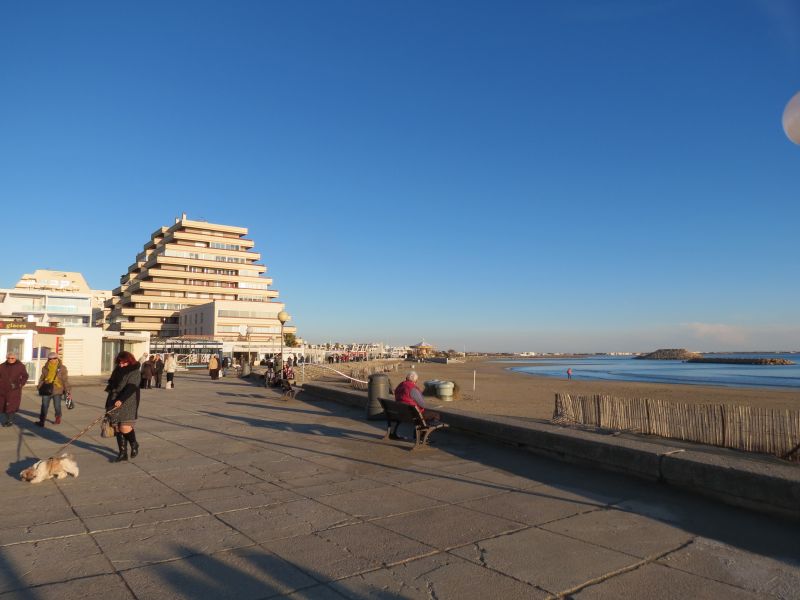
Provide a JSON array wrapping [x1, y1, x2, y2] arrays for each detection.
[[553, 393, 800, 462]]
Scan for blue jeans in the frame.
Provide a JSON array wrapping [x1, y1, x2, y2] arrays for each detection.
[[40, 394, 63, 419]]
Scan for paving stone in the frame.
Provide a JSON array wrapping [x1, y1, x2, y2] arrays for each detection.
[[373, 504, 525, 550], [216, 498, 358, 542], [458, 489, 595, 526], [263, 522, 435, 582], [273, 584, 348, 599], [331, 552, 547, 599], [151, 464, 263, 493], [0, 573, 133, 600], [315, 486, 443, 520], [5, 375, 799, 599], [0, 493, 77, 528], [0, 534, 112, 593], [401, 475, 507, 503], [0, 518, 86, 546], [658, 537, 800, 599], [286, 475, 387, 499], [189, 482, 302, 514], [451, 526, 636, 594], [84, 502, 208, 532], [572, 562, 761, 599], [120, 546, 317, 600], [541, 508, 693, 559], [92, 515, 252, 569], [461, 467, 545, 490]]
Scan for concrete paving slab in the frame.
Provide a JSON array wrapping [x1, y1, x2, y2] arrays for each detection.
[[373, 504, 525, 551], [187, 482, 302, 514], [400, 475, 508, 503], [216, 498, 358, 543], [572, 562, 761, 599], [273, 584, 348, 599], [541, 508, 693, 559], [149, 464, 263, 493], [0, 534, 113, 593], [314, 485, 444, 520], [331, 552, 547, 599], [91, 515, 253, 569], [457, 489, 598, 526], [1, 374, 798, 599], [0, 517, 86, 546], [120, 546, 317, 600], [0, 492, 77, 528], [263, 522, 436, 583], [83, 502, 208, 532], [658, 537, 800, 599], [0, 573, 134, 600], [285, 474, 388, 499], [451, 526, 637, 594]]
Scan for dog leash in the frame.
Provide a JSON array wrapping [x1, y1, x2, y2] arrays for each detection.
[[48, 406, 120, 459]]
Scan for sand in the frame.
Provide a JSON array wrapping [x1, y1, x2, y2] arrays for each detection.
[[373, 358, 800, 421]]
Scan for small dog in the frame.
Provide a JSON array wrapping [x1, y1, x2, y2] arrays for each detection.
[[20, 454, 80, 483]]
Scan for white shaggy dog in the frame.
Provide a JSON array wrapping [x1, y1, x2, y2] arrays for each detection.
[[20, 454, 80, 483]]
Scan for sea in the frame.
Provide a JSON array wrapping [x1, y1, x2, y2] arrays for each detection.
[[503, 354, 800, 390]]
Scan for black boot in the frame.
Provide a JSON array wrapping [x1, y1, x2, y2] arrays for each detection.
[[114, 432, 128, 462], [125, 430, 139, 458], [2, 413, 13, 427]]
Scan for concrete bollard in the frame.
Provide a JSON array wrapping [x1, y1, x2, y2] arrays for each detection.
[[436, 381, 455, 401], [366, 373, 390, 420]]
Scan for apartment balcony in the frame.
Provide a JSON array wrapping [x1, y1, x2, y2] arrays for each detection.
[[172, 230, 255, 248], [161, 241, 261, 262]]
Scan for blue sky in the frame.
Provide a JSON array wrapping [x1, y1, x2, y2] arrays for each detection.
[[1, 1, 798, 352]]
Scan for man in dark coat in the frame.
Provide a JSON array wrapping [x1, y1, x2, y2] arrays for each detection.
[[0, 352, 29, 427]]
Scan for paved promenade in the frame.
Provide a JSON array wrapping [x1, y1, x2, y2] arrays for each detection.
[[1, 374, 798, 599]]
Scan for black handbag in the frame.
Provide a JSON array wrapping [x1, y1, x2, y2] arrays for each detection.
[[38, 365, 60, 396]]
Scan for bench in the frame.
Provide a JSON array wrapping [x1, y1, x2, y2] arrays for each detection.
[[378, 398, 448, 450]]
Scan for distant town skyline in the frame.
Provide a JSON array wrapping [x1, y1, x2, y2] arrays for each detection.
[[1, 2, 798, 353]]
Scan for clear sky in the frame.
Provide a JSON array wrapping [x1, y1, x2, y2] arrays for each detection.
[[1, 1, 798, 353]]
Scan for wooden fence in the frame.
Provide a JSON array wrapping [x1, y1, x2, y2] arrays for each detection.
[[553, 393, 800, 462]]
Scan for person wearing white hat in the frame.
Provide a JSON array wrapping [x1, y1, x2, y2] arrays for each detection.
[[36, 352, 71, 427]]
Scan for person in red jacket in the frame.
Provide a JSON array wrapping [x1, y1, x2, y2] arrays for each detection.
[[394, 371, 440, 420], [0, 352, 29, 427]]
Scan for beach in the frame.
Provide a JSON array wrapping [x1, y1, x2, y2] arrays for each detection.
[[371, 359, 800, 421]]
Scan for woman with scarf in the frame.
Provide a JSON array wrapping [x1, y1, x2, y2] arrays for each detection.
[[36, 352, 71, 427], [105, 351, 141, 462]]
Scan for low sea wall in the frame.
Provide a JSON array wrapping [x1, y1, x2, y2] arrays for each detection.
[[297, 382, 800, 521]]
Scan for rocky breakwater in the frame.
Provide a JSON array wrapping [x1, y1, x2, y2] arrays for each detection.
[[634, 348, 702, 360], [687, 357, 795, 365]]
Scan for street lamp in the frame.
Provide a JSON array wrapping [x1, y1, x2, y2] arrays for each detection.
[[278, 310, 289, 371]]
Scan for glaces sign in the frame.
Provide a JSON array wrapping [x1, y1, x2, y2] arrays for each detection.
[[0, 321, 65, 334]]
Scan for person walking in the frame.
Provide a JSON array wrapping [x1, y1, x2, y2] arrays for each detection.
[[140, 356, 154, 389], [36, 352, 71, 427], [0, 352, 29, 427], [208, 354, 220, 380], [153, 354, 165, 388], [567, 368, 573, 380], [105, 351, 141, 462], [164, 353, 177, 389]]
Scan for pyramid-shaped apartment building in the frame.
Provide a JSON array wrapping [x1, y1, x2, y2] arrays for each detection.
[[105, 214, 296, 349]]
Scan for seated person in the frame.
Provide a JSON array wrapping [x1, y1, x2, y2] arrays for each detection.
[[394, 372, 441, 422]]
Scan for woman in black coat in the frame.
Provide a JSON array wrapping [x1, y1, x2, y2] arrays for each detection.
[[106, 351, 141, 462], [140, 356, 155, 389]]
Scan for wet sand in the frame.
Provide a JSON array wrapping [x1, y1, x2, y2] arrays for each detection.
[[379, 359, 800, 421]]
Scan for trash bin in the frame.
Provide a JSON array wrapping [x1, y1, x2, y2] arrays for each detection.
[[423, 380, 442, 396], [366, 373, 391, 420], [436, 381, 455, 401]]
